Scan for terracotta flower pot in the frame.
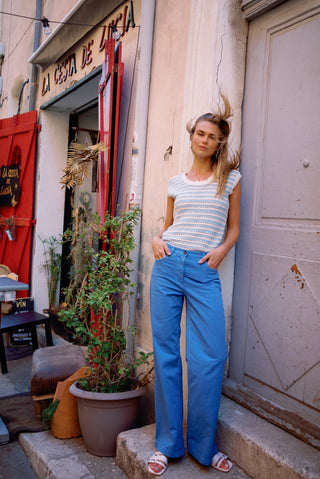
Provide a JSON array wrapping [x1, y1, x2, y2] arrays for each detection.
[[69, 381, 146, 456]]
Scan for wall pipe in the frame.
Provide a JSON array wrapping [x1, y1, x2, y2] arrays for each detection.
[[127, 0, 156, 356], [17, 79, 29, 114], [29, 0, 42, 111]]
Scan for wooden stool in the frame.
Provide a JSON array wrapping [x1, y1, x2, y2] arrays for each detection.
[[30, 345, 86, 415]]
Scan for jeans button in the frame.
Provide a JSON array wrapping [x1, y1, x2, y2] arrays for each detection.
[[183, 250, 187, 255]]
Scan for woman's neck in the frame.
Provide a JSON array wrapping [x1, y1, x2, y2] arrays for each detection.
[[187, 158, 213, 181]]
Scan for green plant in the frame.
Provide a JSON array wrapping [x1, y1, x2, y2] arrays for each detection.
[[58, 208, 153, 393], [42, 400, 60, 429], [61, 206, 93, 310], [5, 216, 15, 228], [39, 235, 63, 310]]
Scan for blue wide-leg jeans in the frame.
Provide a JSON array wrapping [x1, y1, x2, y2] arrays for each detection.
[[150, 245, 227, 466]]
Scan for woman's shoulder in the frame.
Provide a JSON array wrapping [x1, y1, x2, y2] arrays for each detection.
[[227, 169, 241, 184], [167, 173, 184, 197], [168, 173, 184, 186], [226, 169, 241, 193]]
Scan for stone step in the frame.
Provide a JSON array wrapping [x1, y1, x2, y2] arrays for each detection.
[[116, 422, 249, 479], [116, 396, 320, 479]]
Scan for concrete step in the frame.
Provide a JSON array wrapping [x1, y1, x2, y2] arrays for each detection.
[[19, 431, 128, 479], [116, 396, 320, 479], [116, 423, 249, 479]]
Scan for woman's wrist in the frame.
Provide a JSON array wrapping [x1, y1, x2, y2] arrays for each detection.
[[217, 243, 229, 260]]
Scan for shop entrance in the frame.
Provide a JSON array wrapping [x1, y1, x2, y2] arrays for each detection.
[[60, 104, 99, 293]]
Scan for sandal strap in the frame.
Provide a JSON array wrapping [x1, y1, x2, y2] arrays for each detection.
[[213, 452, 229, 467], [148, 451, 168, 468]]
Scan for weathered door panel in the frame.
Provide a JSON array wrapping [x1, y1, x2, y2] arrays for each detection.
[[0, 111, 38, 295], [98, 39, 124, 218], [230, 0, 320, 425], [246, 254, 320, 406]]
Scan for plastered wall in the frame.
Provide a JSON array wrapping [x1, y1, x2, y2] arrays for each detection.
[[136, 0, 248, 420]]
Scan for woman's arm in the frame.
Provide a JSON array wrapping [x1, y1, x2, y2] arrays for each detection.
[[152, 196, 175, 259], [199, 181, 241, 269]]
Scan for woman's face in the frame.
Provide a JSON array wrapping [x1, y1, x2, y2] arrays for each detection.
[[190, 121, 221, 160]]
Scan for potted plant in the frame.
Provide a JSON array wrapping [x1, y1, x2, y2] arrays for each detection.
[[5, 216, 16, 241], [39, 233, 75, 341], [59, 208, 153, 456], [39, 235, 63, 312]]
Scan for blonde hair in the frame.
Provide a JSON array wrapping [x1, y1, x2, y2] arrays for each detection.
[[187, 95, 240, 196]]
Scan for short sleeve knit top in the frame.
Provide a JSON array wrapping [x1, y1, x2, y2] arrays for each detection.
[[162, 169, 241, 252]]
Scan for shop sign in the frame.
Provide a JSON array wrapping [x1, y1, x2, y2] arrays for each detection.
[[98, 1, 135, 51], [10, 297, 34, 346], [54, 53, 77, 84], [0, 165, 20, 207], [41, 0, 135, 97]]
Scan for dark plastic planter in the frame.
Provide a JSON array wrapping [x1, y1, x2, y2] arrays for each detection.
[[69, 381, 146, 456], [47, 310, 75, 343]]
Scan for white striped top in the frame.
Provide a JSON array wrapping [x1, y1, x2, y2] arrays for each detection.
[[162, 169, 241, 252]]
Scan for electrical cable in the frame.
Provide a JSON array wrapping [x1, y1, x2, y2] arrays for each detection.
[[0, 10, 140, 29]]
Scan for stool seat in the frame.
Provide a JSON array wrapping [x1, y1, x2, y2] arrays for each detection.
[[30, 345, 87, 396]]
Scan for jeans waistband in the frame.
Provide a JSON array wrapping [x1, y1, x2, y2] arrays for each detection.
[[167, 244, 207, 257]]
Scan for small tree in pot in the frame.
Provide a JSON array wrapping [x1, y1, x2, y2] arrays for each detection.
[[59, 208, 153, 456], [39, 234, 63, 312]]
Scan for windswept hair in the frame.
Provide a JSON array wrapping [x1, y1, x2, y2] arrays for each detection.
[[187, 95, 240, 196]]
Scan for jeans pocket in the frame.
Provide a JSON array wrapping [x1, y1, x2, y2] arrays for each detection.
[[204, 260, 218, 272], [155, 245, 175, 261]]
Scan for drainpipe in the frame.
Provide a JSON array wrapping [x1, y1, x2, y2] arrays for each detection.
[[28, 0, 42, 297], [29, 0, 42, 111], [127, 0, 155, 356]]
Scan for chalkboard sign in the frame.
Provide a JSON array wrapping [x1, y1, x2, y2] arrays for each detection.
[[10, 297, 33, 346], [0, 165, 20, 207], [12, 297, 34, 314]]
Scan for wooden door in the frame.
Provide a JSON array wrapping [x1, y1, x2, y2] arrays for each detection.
[[230, 0, 320, 431], [0, 111, 38, 295], [98, 38, 124, 218]]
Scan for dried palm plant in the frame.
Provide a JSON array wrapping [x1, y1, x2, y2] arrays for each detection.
[[60, 142, 108, 189]]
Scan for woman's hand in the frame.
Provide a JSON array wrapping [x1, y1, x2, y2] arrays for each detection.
[[152, 236, 171, 259], [152, 196, 174, 259], [199, 245, 227, 270]]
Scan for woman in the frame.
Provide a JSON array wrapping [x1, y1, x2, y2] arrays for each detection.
[[148, 96, 241, 476]]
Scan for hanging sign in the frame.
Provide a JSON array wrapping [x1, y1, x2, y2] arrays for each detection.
[[0, 165, 20, 207]]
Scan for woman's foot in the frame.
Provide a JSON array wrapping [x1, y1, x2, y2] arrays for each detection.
[[211, 452, 233, 472], [148, 451, 168, 476]]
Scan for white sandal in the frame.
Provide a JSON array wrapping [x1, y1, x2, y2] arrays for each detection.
[[211, 452, 233, 472], [148, 451, 168, 476]]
